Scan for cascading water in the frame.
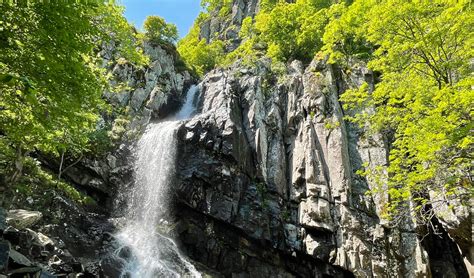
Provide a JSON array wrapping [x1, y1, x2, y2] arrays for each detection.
[[115, 85, 201, 278]]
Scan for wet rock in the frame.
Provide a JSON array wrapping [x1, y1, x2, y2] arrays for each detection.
[[9, 249, 32, 268], [100, 256, 123, 278], [0, 208, 6, 233], [7, 266, 42, 276], [2, 226, 23, 245], [35, 232, 55, 252], [0, 240, 9, 272], [40, 271, 56, 278], [283, 224, 301, 251], [48, 254, 73, 273]]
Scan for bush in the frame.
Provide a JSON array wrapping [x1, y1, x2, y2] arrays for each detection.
[[255, 0, 329, 63], [143, 15, 178, 44], [177, 17, 225, 76]]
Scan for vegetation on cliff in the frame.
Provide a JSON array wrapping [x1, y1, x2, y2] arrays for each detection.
[[0, 0, 471, 224], [143, 15, 179, 44], [0, 2, 145, 190], [177, 13, 225, 76], [177, 0, 473, 221], [331, 0, 473, 220]]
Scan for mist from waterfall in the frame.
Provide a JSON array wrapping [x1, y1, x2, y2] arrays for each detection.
[[115, 85, 201, 278]]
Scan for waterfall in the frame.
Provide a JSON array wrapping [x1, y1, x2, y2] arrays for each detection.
[[115, 85, 201, 278]]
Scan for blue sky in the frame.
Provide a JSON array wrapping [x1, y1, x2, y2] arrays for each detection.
[[120, 0, 202, 38]]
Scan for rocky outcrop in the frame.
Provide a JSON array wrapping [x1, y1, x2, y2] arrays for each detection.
[[173, 58, 470, 277], [0, 198, 117, 277], [52, 41, 194, 208], [200, 0, 260, 51], [103, 42, 193, 121]]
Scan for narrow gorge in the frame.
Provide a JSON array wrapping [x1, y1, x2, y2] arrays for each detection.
[[0, 1, 472, 278]]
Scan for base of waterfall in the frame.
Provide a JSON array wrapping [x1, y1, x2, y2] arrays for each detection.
[[112, 221, 200, 277]]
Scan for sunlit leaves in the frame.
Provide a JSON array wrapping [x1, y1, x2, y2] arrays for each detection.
[[254, 0, 329, 62], [143, 15, 178, 44], [337, 0, 473, 218], [0, 1, 144, 181], [177, 18, 225, 76]]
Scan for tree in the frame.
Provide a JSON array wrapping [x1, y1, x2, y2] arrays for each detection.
[[0, 1, 145, 185], [335, 0, 473, 221], [143, 15, 178, 44], [322, 0, 374, 64], [201, 0, 233, 17], [177, 15, 225, 76], [252, 0, 330, 62]]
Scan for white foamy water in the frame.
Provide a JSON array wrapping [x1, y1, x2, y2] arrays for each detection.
[[115, 85, 201, 278]]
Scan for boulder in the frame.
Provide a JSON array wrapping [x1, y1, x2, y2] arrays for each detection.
[[0, 208, 6, 233], [0, 240, 9, 272], [3, 226, 24, 245], [7, 266, 42, 276], [36, 232, 55, 251], [9, 249, 32, 268], [6, 210, 42, 229]]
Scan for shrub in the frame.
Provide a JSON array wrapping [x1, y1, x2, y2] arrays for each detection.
[[143, 15, 178, 44]]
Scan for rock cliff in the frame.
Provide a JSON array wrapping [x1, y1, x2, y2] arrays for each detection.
[[169, 1, 472, 276], [2, 1, 471, 277], [173, 57, 470, 277], [199, 0, 259, 51], [65, 1, 471, 275]]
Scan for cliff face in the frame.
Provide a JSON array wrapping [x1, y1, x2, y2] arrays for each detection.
[[173, 58, 469, 277], [199, 0, 259, 51], [4, 2, 470, 277], [168, 1, 471, 276], [60, 41, 194, 208]]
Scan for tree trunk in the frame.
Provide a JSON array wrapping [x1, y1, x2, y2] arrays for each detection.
[[9, 146, 25, 185]]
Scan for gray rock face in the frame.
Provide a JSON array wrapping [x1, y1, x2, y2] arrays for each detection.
[[8, 249, 32, 267], [174, 58, 470, 277], [0, 240, 9, 272], [199, 0, 260, 51], [0, 208, 6, 233], [55, 42, 194, 206], [6, 210, 42, 230], [103, 42, 193, 127]]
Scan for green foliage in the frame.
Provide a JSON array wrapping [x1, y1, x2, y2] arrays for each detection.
[[109, 115, 131, 141], [201, 0, 233, 17], [337, 0, 473, 218], [0, 1, 145, 184], [255, 0, 329, 62], [87, 122, 113, 156], [4, 156, 95, 208], [222, 0, 331, 66], [143, 15, 178, 44], [177, 18, 225, 76], [255, 182, 269, 209], [218, 17, 263, 67], [260, 0, 279, 11], [322, 1, 374, 64]]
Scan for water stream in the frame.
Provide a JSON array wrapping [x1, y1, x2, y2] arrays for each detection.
[[115, 85, 201, 278]]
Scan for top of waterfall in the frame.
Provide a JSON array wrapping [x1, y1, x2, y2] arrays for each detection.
[[175, 85, 199, 120]]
